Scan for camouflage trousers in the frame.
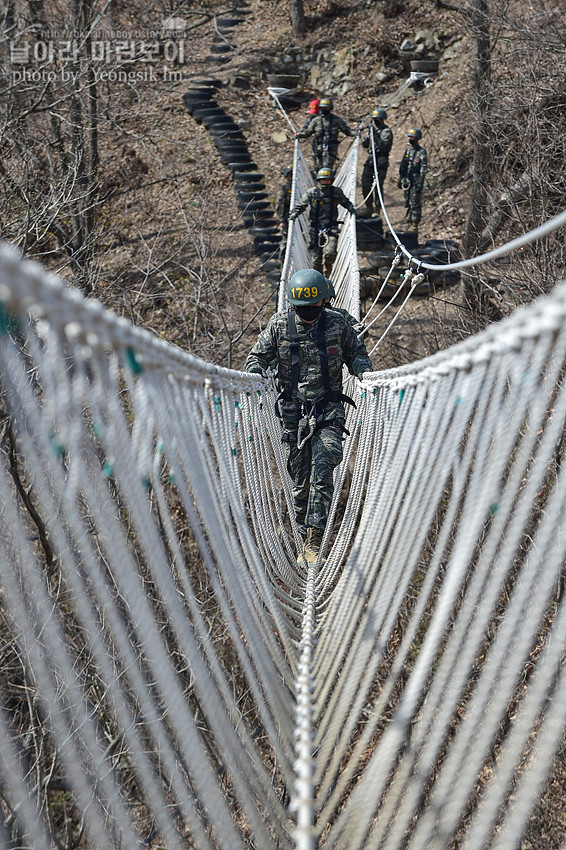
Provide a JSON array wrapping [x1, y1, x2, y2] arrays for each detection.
[[312, 148, 338, 173], [404, 184, 423, 223], [283, 423, 344, 531], [309, 232, 338, 277], [361, 158, 388, 209]]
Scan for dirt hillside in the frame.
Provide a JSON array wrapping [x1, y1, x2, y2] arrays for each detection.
[[94, 0, 482, 372]]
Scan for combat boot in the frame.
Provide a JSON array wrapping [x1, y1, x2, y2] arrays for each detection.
[[303, 527, 326, 565], [362, 202, 373, 217]]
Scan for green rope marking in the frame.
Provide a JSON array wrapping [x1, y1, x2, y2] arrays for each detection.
[[103, 462, 114, 478], [125, 347, 143, 374], [399, 389, 405, 404], [142, 477, 151, 491], [214, 395, 221, 410], [92, 422, 103, 437], [169, 473, 175, 484], [489, 502, 499, 515], [157, 440, 164, 452], [455, 396, 462, 406], [0, 302, 19, 336], [232, 448, 237, 456]]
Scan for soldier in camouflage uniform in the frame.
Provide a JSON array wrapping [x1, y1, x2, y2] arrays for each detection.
[[361, 108, 393, 216], [275, 165, 293, 260], [398, 128, 428, 237], [245, 269, 372, 563], [288, 167, 356, 278], [296, 97, 357, 173]]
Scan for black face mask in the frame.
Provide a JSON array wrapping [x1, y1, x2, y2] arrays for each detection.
[[295, 304, 323, 322]]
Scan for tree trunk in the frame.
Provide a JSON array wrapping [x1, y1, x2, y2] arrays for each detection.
[[290, 0, 306, 35], [462, 0, 491, 309]]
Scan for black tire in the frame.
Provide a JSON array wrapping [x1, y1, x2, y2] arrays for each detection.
[[208, 121, 242, 133], [205, 55, 231, 64], [213, 140, 248, 153], [366, 251, 396, 269], [225, 161, 259, 172], [189, 78, 222, 87], [219, 150, 253, 163], [385, 230, 419, 250], [182, 96, 210, 113], [266, 73, 301, 88], [243, 215, 276, 227], [238, 200, 271, 211], [210, 43, 233, 54], [237, 190, 268, 200], [232, 171, 264, 182], [184, 87, 218, 98], [261, 260, 281, 272], [191, 107, 223, 124], [237, 187, 266, 198], [409, 59, 439, 73]]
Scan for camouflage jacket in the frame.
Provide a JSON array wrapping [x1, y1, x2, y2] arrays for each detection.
[[297, 113, 355, 150], [399, 143, 428, 189], [288, 185, 355, 234], [362, 123, 393, 163], [275, 180, 292, 222], [245, 307, 372, 428], [325, 305, 365, 338]]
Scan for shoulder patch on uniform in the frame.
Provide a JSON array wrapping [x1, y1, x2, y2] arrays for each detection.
[[328, 346, 340, 355]]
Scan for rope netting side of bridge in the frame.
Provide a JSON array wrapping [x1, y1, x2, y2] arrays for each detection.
[[2, 128, 566, 849]]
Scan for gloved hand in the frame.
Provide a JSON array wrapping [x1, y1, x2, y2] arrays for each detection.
[[294, 132, 301, 139]]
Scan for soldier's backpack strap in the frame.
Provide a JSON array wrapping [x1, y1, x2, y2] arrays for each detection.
[[275, 309, 301, 420], [312, 309, 356, 422]]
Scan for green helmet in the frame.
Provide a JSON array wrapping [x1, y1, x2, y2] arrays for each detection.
[[282, 165, 293, 177], [288, 269, 326, 304], [319, 97, 333, 111], [372, 108, 387, 120], [316, 166, 334, 182], [408, 127, 422, 140], [324, 277, 336, 299]]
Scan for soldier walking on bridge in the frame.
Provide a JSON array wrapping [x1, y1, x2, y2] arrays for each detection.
[[245, 270, 372, 564], [398, 127, 427, 237], [288, 167, 356, 278], [361, 108, 393, 217], [295, 97, 357, 173]]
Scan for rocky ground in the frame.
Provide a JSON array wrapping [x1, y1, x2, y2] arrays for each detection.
[[93, 0, 483, 373]]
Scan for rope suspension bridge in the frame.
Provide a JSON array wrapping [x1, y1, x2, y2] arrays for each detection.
[[2, 100, 566, 850]]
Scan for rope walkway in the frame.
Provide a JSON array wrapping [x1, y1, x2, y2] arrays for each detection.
[[1, 103, 566, 848]]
